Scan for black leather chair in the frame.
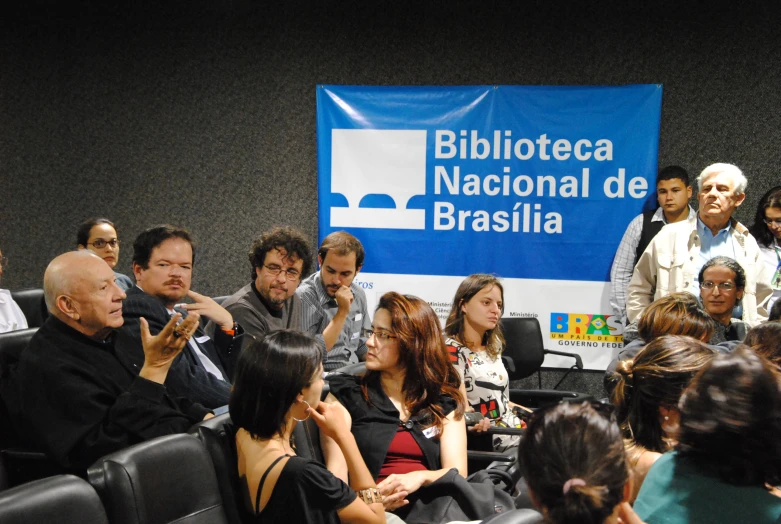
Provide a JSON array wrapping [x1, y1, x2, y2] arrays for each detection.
[[189, 414, 249, 524], [501, 317, 591, 407], [88, 434, 229, 524], [0, 327, 65, 487], [0, 474, 109, 524], [10, 288, 48, 328]]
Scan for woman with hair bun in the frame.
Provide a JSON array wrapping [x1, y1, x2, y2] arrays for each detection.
[[609, 335, 714, 501], [518, 401, 644, 524], [635, 347, 781, 522]]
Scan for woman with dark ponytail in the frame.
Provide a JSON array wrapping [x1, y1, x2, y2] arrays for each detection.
[[518, 401, 643, 524], [609, 335, 713, 501]]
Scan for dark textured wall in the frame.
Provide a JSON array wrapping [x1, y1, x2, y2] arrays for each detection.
[[2, 0, 780, 302]]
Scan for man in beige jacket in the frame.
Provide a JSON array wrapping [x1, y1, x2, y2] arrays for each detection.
[[627, 163, 772, 326]]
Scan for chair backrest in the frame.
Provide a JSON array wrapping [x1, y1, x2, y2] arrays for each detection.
[[0, 328, 38, 448], [500, 317, 545, 381], [0, 474, 109, 524], [0, 327, 37, 366], [10, 289, 48, 328], [88, 434, 229, 524], [189, 413, 248, 524]]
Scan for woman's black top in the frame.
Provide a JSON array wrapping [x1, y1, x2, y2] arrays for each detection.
[[327, 372, 458, 480], [249, 455, 356, 524]]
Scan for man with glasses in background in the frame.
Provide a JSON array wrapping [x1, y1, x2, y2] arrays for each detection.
[[297, 231, 371, 371], [212, 227, 314, 348], [0, 248, 28, 332], [628, 163, 772, 326]]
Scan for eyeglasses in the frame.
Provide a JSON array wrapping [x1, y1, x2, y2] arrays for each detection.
[[88, 239, 120, 249], [700, 281, 736, 291], [263, 264, 301, 280], [0, 256, 7, 268], [764, 218, 781, 227], [362, 328, 397, 341]]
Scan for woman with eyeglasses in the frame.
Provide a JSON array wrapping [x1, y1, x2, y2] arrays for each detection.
[[76, 218, 134, 291], [444, 274, 523, 452], [697, 256, 749, 345], [322, 292, 467, 520], [634, 347, 781, 523], [609, 335, 714, 502], [749, 186, 781, 313], [231, 330, 386, 524], [518, 400, 644, 524]]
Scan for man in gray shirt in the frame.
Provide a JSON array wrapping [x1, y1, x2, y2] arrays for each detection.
[[215, 227, 314, 348], [297, 231, 370, 371]]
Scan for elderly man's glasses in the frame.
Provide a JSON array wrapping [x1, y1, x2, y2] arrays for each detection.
[[763, 218, 781, 227], [701, 281, 735, 291], [0, 256, 7, 268], [362, 328, 397, 341], [263, 264, 301, 280], [88, 239, 120, 249]]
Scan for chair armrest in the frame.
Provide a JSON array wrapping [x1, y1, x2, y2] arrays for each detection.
[[482, 427, 524, 436], [467, 450, 515, 463], [543, 349, 583, 369], [501, 355, 516, 373], [509, 388, 592, 407]]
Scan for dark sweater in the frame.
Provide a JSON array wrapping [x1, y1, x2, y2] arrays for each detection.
[[14, 316, 207, 470]]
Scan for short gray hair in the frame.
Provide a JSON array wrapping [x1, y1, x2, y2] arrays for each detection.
[[696, 163, 748, 195]]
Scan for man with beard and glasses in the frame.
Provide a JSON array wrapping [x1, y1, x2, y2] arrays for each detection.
[[209, 227, 314, 351], [116, 225, 243, 409]]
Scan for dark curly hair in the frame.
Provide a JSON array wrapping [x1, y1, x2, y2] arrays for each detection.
[[678, 346, 781, 487], [248, 227, 314, 280]]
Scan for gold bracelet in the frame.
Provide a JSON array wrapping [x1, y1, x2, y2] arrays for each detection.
[[356, 487, 383, 504]]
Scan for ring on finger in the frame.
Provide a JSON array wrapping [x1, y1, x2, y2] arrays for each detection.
[[173, 330, 183, 338]]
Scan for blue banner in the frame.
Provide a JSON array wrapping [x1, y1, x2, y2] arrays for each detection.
[[316, 85, 662, 282]]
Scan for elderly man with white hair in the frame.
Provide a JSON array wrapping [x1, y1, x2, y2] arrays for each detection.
[[627, 163, 773, 326], [10, 250, 211, 470]]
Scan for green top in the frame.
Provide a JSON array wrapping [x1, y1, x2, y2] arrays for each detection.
[[634, 452, 781, 523]]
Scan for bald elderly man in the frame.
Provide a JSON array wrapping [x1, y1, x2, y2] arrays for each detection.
[[10, 251, 211, 470]]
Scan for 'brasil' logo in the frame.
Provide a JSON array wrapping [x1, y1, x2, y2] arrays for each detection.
[[550, 312, 623, 342]]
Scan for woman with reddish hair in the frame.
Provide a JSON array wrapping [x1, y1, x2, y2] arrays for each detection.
[[322, 292, 467, 519]]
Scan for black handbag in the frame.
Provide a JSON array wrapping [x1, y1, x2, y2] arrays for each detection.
[[395, 468, 516, 524]]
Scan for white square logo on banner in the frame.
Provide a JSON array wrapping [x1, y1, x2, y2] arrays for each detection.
[[330, 129, 427, 230]]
